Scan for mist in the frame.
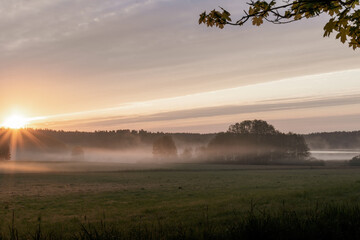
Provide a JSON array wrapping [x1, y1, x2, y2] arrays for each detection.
[[1, 143, 205, 174], [2, 125, 360, 174], [310, 150, 360, 161], [14, 148, 153, 163]]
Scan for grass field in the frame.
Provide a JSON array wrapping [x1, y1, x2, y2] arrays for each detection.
[[1, 161, 360, 239]]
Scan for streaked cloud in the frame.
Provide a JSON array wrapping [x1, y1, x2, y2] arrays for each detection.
[[33, 93, 360, 129], [26, 70, 360, 132]]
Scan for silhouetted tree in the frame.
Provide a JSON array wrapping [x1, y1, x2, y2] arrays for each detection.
[[349, 155, 360, 166], [0, 142, 11, 161], [152, 135, 177, 158], [285, 132, 310, 159], [199, 0, 360, 49]]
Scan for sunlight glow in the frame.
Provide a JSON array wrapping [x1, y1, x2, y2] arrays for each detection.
[[2, 114, 29, 129]]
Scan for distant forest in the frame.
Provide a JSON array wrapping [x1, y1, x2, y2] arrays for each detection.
[[28, 129, 215, 150], [22, 129, 360, 151], [1, 125, 359, 162], [304, 131, 360, 150]]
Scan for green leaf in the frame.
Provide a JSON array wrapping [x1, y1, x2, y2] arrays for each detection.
[[252, 16, 263, 26], [294, 13, 302, 20], [323, 18, 335, 37], [336, 28, 348, 43], [249, 7, 255, 15]]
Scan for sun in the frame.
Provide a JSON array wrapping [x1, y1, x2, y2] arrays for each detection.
[[2, 114, 29, 129]]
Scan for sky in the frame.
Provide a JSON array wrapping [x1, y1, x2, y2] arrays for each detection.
[[0, 0, 359, 133]]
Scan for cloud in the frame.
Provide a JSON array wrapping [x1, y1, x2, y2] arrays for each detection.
[[30, 92, 360, 132]]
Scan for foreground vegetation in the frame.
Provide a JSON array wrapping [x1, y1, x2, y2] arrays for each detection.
[[4, 203, 360, 240], [1, 162, 360, 239]]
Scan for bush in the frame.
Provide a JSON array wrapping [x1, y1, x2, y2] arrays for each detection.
[[349, 155, 360, 166]]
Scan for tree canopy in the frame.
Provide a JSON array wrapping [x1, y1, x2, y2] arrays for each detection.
[[205, 120, 311, 164], [228, 119, 279, 135], [199, 0, 360, 49]]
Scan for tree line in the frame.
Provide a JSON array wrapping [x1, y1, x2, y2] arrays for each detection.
[[0, 128, 213, 160], [4, 120, 355, 165], [24, 129, 214, 150], [304, 131, 360, 150]]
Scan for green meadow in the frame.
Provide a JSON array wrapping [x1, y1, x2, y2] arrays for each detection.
[[1, 162, 360, 239]]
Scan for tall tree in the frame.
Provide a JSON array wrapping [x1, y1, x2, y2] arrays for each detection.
[[0, 142, 11, 161], [199, 0, 360, 49]]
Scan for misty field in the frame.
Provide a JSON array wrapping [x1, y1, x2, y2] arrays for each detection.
[[1, 162, 360, 239]]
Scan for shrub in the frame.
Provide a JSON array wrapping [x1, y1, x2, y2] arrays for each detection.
[[349, 155, 360, 166]]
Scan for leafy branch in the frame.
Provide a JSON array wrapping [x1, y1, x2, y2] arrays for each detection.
[[199, 0, 360, 49]]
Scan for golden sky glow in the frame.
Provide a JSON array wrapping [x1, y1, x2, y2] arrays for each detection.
[[0, 1, 359, 133]]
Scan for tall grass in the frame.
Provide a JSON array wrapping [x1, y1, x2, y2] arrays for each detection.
[[2, 203, 360, 240]]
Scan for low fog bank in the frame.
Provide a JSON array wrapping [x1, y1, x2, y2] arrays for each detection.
[[310, 150, 360, 161], [0, 128, 211, 164], [2, 120, 360, 169], [0, 144, 207, 173], [0, 161, 186, 174], [12, 144, 207, 163], [14, 148, 154, 163]]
